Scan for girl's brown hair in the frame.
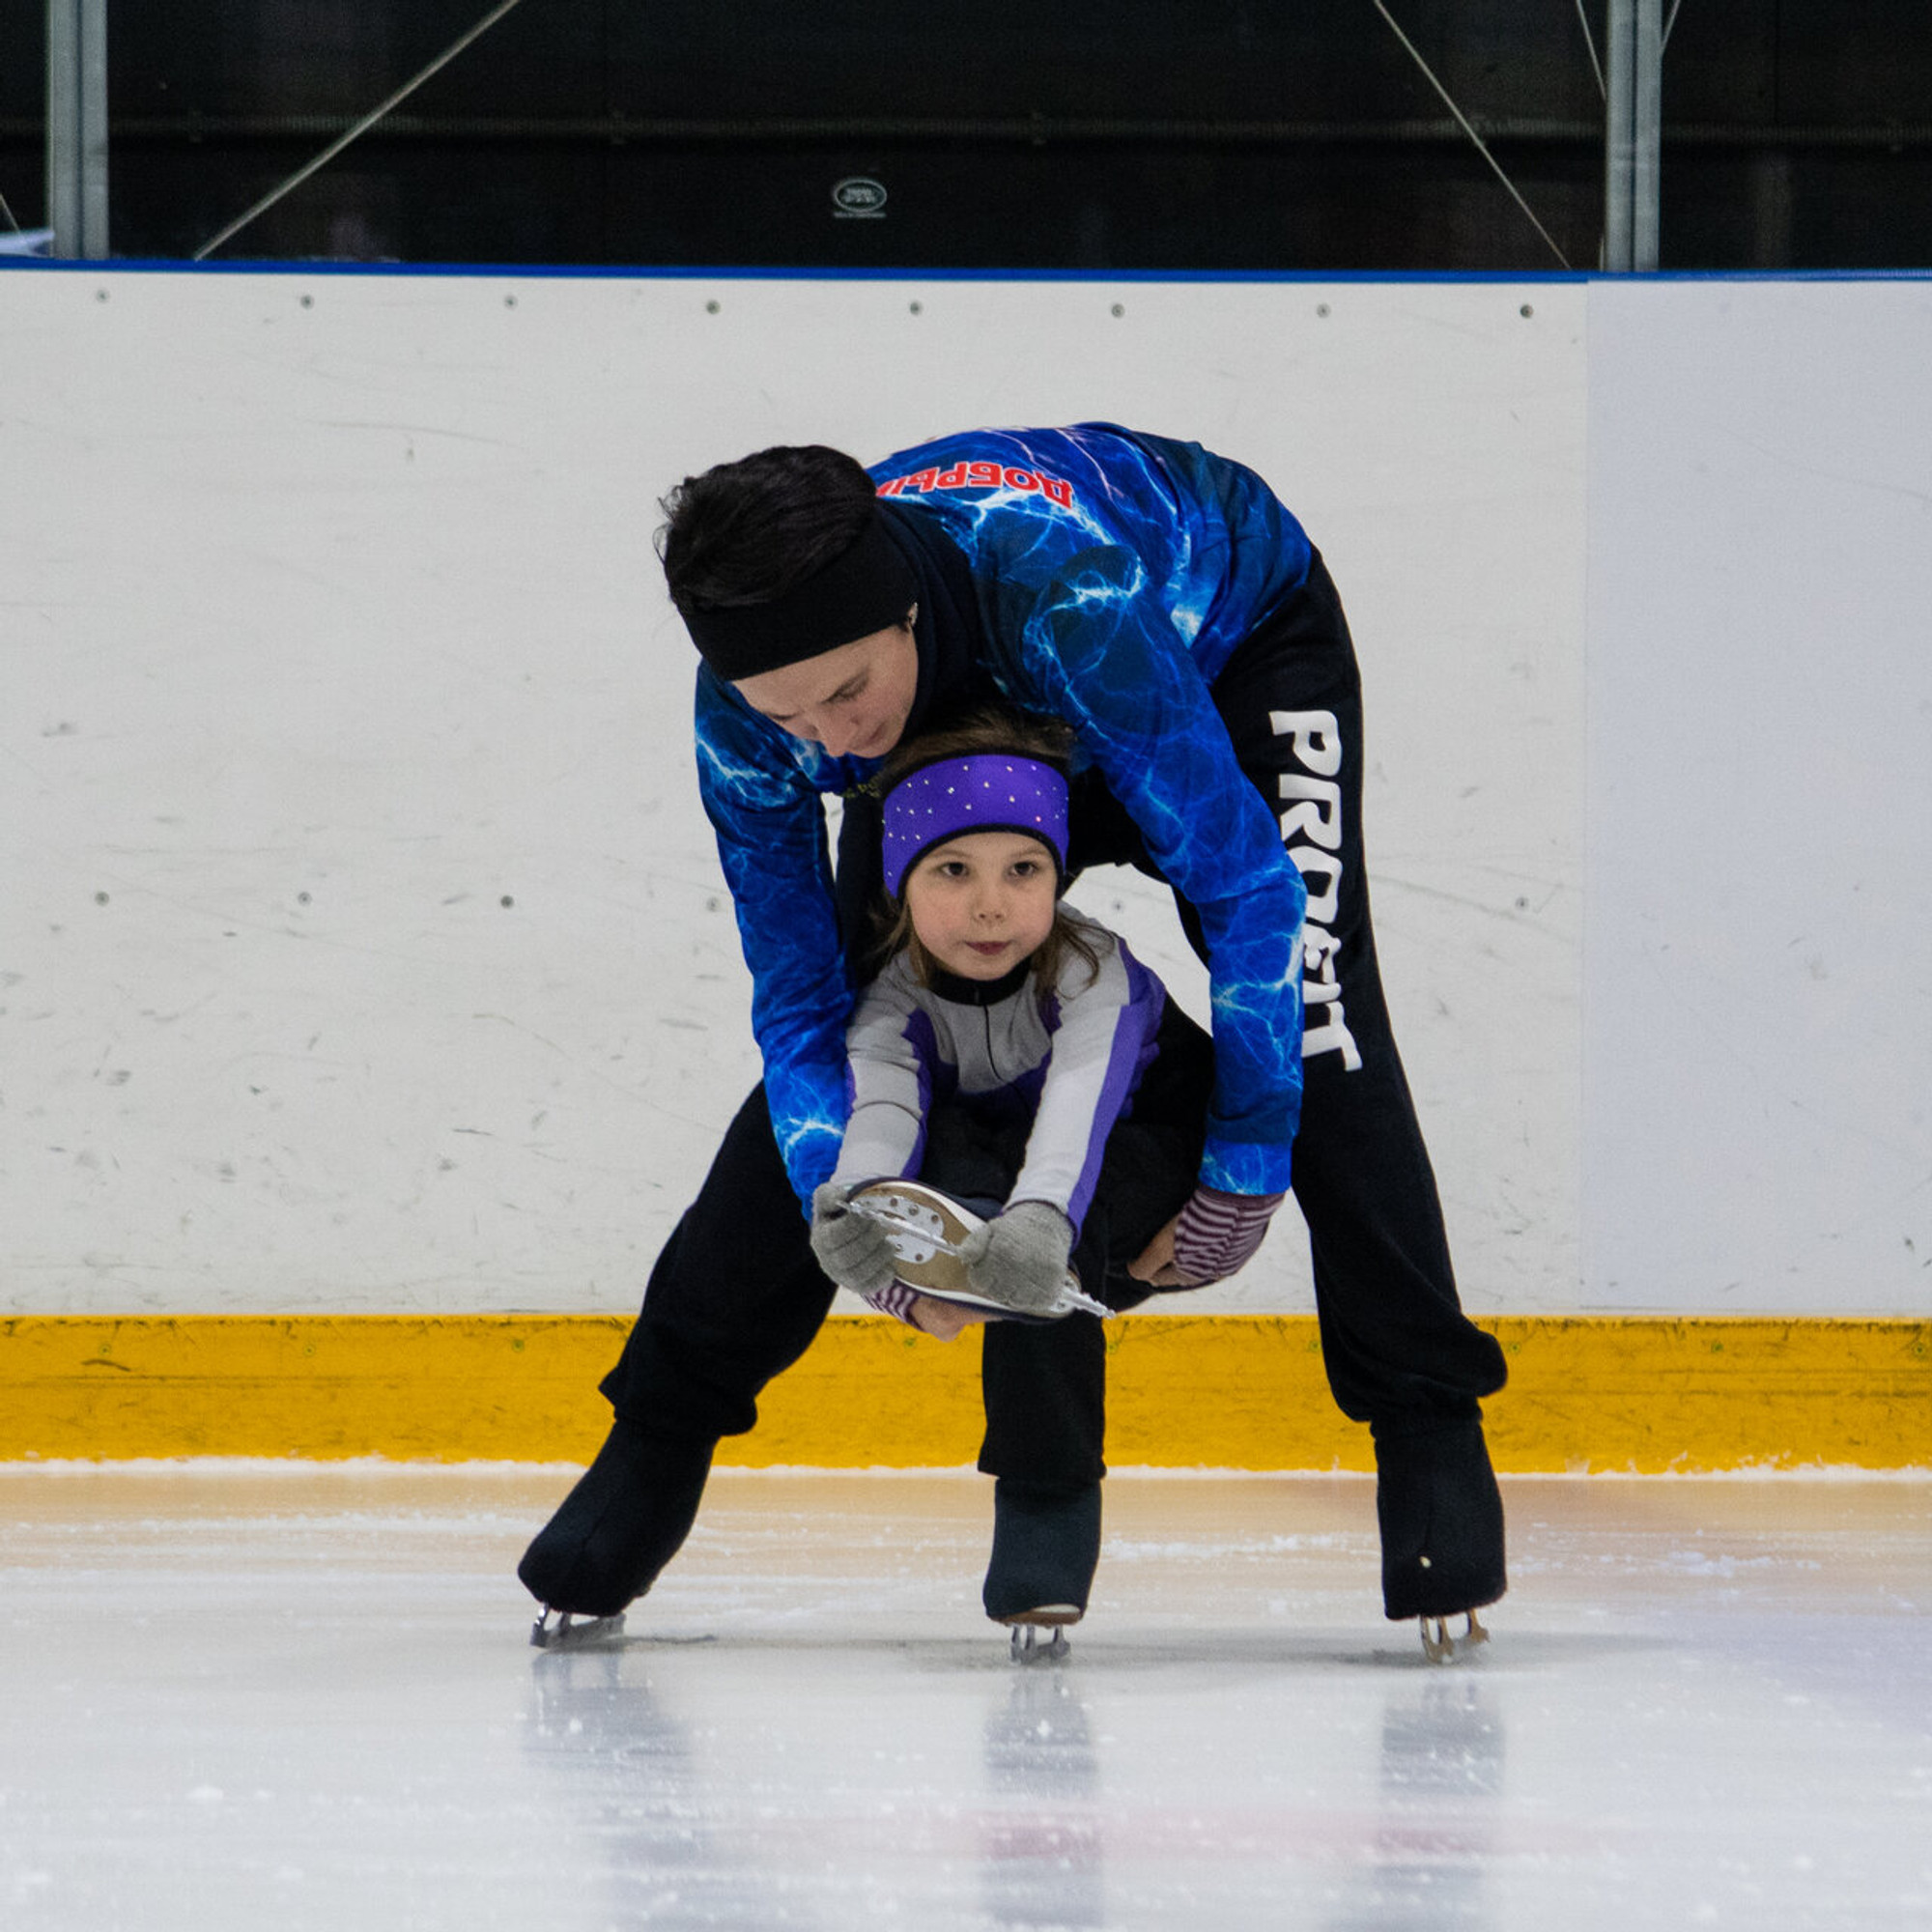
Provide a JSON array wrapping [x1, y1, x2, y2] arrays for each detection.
[[872, 708, 1100, 995]]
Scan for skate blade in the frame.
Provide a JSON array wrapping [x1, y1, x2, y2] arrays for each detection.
[[912, 1280, 1109, 1324], [1007, 1624, 1072, 1665], [1418, 1609, 1489, 1664], [848, 1179, 1107, 1319], [529, 1608, 627, 1651]]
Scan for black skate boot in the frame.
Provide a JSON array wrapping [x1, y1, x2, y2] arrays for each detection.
[[518, 1419, 713, 1643], [983, 1479, 1101, 1661], [1373, 1413, 1506, 1661]]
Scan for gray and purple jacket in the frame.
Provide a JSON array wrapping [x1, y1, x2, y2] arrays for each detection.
[[828, 916, 1165, 1234]]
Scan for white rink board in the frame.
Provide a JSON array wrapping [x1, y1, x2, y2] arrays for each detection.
[[8, 266, 1562, 1317], [1584, 277, 1932, 1315]]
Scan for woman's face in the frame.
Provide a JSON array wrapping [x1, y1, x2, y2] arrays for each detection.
[[731, 612, 920, 762], [902, 830, 1058, 980]]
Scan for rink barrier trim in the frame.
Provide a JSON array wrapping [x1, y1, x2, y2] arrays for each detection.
[[1, 1314, 1926, 1471], [11, 260, 1932, 286]]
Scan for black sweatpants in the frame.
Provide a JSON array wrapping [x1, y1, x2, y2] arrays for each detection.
[[1091, 551, 1507, 1424], [1227, 555, 1507, 1420], [603, 549, 1502, 1482]]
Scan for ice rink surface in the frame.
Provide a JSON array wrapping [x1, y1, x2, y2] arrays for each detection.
[[4, 1464, 1927, 1931]]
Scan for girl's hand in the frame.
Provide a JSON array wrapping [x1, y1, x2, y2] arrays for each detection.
[[959, 1200, 1073, 1313], [810, 1180, 899, 1297]]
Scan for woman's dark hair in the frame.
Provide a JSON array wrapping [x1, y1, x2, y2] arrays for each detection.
[[657, 445, 877, 612], [872, 708, 1101, 998]]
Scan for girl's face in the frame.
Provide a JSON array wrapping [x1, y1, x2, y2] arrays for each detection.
[[902, 831, 1058, 980]]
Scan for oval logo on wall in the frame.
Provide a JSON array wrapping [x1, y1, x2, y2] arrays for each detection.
[[833, 177, 888, 219]]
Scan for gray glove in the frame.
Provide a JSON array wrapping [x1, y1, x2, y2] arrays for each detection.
[[810, 1180, 900, 1298], [959, 1200, 1074, 1315]]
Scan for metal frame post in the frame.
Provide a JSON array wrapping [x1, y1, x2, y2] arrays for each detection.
[[1604, 0, 1662, 270], [46, 0, 110, 258]]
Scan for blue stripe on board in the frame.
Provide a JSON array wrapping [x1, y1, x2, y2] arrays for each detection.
[[7, 257, 1929, 286]]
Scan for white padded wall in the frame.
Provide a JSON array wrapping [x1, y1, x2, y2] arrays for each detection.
[[6, 267, 1587, 1314], [1584, 277, 1932, 1315]]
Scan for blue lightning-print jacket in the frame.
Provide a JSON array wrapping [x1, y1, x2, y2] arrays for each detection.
[[694, 423, 1312, 1207]]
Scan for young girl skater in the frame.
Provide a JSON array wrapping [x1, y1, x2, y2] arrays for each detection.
[[808, 711, 1267, 1635]]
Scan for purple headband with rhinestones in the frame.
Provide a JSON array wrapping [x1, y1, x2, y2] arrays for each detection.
[[880, 753, 1070, 898]]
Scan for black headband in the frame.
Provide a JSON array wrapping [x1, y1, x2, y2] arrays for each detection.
[[678, 508, 919, 682]]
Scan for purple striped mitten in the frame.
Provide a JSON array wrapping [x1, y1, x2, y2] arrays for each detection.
[[1171, 1185, 1287, 1285], [864, 1282, 924, 1326]]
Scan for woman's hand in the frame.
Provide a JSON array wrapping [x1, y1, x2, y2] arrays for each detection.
[[903, 1294, 990, 1342], [1131, 1184, 1288, 1287], [1128, 1213, 1197, 1288]]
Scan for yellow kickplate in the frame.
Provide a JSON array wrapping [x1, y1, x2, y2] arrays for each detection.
[[0, 1314, 1925, 1471]]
